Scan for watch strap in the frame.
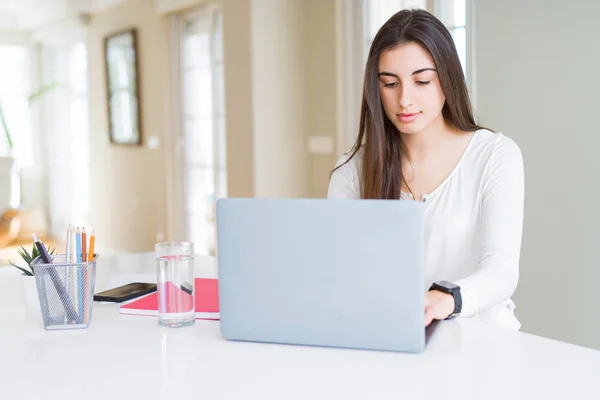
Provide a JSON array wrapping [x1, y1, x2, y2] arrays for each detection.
[[429, 281, 462, 319]]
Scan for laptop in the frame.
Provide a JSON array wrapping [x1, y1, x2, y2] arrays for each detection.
[[215, 198, 426, 353]]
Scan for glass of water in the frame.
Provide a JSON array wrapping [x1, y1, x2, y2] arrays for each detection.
[[155, 242, 195, 328]]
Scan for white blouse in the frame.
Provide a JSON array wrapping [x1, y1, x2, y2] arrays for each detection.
[[327, 129, 525, 331]]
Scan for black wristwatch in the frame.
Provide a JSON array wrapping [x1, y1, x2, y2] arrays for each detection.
[[429, 280, 462, 319]]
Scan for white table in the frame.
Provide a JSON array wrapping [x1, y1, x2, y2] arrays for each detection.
[[1, 252, 599, 400]]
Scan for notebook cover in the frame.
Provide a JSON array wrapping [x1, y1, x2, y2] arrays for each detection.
[[119, 278, 220, 320]]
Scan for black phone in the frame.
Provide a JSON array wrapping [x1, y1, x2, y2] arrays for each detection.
[[93, 282, 157, 303]]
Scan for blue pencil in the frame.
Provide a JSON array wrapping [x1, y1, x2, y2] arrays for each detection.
[[76, 228, 83, 323]]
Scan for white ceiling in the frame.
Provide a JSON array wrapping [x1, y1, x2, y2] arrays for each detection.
[[0, 0, 128, 32]]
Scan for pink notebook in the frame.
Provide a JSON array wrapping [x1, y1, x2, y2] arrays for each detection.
[[119, 278, 220, 320]]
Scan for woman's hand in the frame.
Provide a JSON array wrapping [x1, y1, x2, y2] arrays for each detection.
[[424, 290, 455, 326]]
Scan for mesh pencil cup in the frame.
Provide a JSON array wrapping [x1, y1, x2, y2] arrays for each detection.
[[31, 254, 98, 330]]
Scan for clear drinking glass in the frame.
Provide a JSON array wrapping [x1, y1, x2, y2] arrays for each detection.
[[155, 242, 195, 327]]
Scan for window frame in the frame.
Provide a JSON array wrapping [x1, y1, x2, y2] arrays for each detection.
[[170, 1, 226, 256]]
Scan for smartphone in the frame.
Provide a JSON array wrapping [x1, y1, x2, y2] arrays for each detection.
[[93, 282, 157, 303]]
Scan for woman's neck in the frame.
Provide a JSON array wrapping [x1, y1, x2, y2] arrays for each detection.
[[400, 117, 459, 162]]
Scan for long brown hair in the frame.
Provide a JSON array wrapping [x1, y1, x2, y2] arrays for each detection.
[[334, 9, 487, 199]]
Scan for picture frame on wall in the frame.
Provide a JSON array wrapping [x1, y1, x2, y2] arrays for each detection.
[[104, 28, 142, 145]]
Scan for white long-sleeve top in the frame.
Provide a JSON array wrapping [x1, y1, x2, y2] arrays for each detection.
[[327, 129, 525, 331]]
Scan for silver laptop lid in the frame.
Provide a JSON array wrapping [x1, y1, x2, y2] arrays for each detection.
[[216, 198, 425, 353]]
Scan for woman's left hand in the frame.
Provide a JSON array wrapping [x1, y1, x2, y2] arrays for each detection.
[[424, 290, 455, 326]]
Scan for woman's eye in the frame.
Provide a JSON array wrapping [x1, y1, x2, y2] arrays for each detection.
[[383, 82, 398, 88], [416, 81, 430, 86]]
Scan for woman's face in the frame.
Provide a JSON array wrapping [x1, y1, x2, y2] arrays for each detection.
[[378, 42, 446, 135]]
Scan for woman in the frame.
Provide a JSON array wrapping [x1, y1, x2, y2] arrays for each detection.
[[328, 9, 524, 331]]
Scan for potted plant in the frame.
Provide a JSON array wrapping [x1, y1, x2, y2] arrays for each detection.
[[9, 244, 54, 308]]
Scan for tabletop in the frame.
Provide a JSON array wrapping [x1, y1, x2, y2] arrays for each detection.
[[1, 252, 599, 400]]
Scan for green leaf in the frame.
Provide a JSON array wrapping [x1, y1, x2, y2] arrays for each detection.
[[28, 82, 63, 104], [9, 261, 33, 276], [14, 243, 54, 267], [15, 266, 34, 276], [19, 245, 32, 262]]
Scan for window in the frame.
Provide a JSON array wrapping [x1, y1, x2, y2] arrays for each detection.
[[0, 46, 32, 208], [434, 0, 467, 79], [42, 42, 90, 238], [178, 3, 226, 256], [0, 46, 31, 160]]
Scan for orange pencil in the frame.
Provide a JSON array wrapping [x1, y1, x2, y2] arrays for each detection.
[[88, 230, 95, 261], [82, 228, 87, 262]]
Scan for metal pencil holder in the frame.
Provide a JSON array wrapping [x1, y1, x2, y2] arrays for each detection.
[[31, 254, 98, 330]]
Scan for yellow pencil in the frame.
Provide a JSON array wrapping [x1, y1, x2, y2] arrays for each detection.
[[88, 230, 95, 261]]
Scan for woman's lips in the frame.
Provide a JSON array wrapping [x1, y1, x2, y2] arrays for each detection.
[[397, 112, 420, 123]]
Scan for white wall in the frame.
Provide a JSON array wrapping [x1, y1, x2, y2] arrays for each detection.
[[222, 0, 255, 199], [306, 0, 339, 198], [225, 0, 337, 200], [251, 0, 309, 198], [474, 0, 600, 349], [83, 0, 327, 252], [87, 0, 169, 253]]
